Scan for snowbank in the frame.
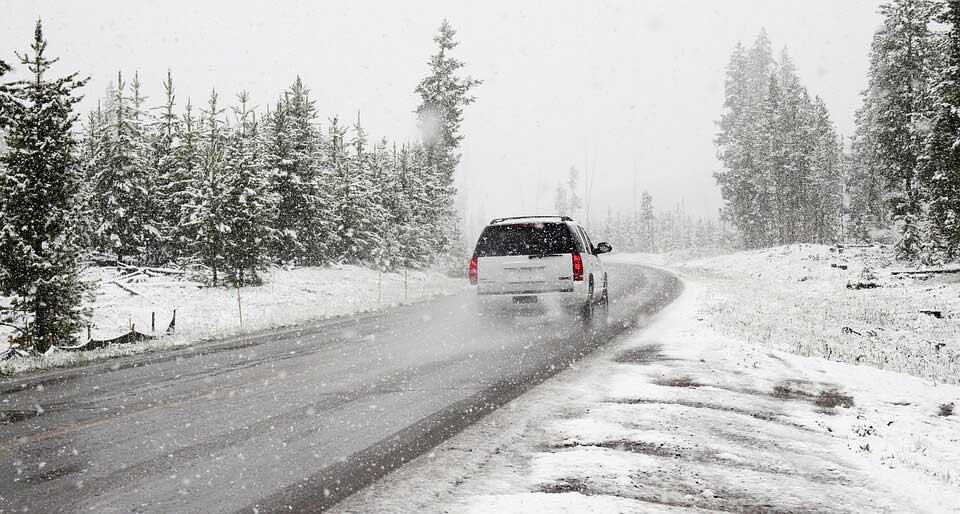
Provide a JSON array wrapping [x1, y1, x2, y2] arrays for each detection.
[[0, 265, 467, 375], [661, 244, 960, 385]]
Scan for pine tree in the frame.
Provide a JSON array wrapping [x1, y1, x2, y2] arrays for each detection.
[[91, 71, 152, 262], [221, 92, 275, 285], [715, 37, 771, 249], [717, 30, 846, 249], [860, 0, 940, 257], [152, 70, 182, 263], [76, 104, 106, 249], [397, 143, 435, 267], [0, 21, 89, 350], [0, 58, 11, 130], [171, 99, 201, 258], [183, 90, 227, 283], [368, 139, 403, 270], [777, 48, 816, 244], [808, 97, 843, 244], [553, 183, 569, 216], [756, 74, 786, 245], [566, 167, 582, 218], [847, 105, 888, 241], [640, 191, 655, 252], [923, 0, 960, 259], [265, 78, 331, 264], [329, 115, 382, 263], [414, 20, 481, 258], [130, 72, 164, 264], [346, 116, 385, 263]]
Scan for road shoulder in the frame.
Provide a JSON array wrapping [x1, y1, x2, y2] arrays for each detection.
[[332, 276, 960, 513]]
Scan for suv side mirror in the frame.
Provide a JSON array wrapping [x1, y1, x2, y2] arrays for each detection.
[[595, 242, 612, 254]]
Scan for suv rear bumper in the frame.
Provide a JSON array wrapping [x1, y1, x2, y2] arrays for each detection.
[[476, 288, 588, 309], [477, 287, 573, 295]]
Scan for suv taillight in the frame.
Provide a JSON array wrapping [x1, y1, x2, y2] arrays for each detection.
[[469, 256, 478, 285], [572, 252, 584, 281]]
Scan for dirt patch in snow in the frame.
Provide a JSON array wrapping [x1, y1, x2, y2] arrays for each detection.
[[770, 380, 854, 409], [551, 439, 852, 487], [611, 398, 791, 426], [537, 477, 593, 495], [815, 389, 855, 409], [653, 375, 702, 388], [613, 343, 673, 365], [538, 469, 841, 514]]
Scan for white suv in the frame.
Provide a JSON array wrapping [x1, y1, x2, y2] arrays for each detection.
[[469, 216, 612, 321]]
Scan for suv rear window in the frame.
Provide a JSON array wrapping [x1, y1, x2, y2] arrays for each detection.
[[473, 223, 575, 257]]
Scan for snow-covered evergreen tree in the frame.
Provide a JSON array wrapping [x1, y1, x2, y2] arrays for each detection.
[[76, 104, 106, 249], [183, 90, 227, 283], [414, 20, 480, 258], [367, 139, 403, 270], [860, 0, 940, 257], [171, 99, 202, 258], [0, 21, 89, 349], [639, 191, 655, 252], [396, 143, 435, 267], [221, 92, 275, 285], [715, 40, 766, 248], [152, 70, 183, 263], [922, 0, 960, 259], [715, 31, 845, 249], [847, 105, 888, 242], [130, 72, 164, 264], [328, 115, 382, 263], [265, 78, 331, 264], [808, 97, 844, 244], [91, 71, 153, 262], [0, 58, 11, 130]]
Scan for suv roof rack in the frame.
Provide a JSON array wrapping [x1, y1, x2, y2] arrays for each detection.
[[489, 215, 573, 224]]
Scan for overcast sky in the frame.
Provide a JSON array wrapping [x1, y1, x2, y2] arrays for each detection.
[[2, 0, 884, 238]]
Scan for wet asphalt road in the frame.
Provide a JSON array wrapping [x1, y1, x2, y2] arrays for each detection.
[[0, 262, 679, 513]]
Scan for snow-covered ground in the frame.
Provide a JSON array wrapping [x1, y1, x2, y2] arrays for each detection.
[[0, 265, 466, 375], [665, 244, 960, 385], [333, 251, 960, 513]]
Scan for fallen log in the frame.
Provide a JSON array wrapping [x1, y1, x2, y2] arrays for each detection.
[[135, 281, 205, 288], [110, 280, 142, 296]]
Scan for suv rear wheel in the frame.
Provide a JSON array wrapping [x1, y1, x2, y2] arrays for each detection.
[[579, 279, 595, 323], [596, 274, 610, 326]]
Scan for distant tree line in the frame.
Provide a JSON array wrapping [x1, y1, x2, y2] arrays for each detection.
[[552, 167, 727, 254], [714, 30, 845, 250], [80, 74, 455, 283], [0, 20, 478, 348], [847, 0, 960, 263], [594, 193, 728, 254]]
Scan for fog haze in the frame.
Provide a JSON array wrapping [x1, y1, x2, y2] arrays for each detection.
[[1, 0, 883, 239]]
